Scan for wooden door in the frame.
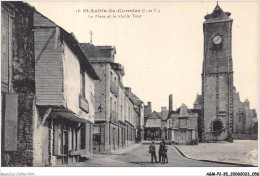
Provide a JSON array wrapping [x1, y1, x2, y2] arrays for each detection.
[[187, 130, 192, 143], [180, 131, 187, 144]]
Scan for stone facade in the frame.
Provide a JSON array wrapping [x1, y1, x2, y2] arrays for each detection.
[[200, 4, 257, 142], [201, 4, 234, 141], [167, 104, 198, 145], [126, 88, 144, 142], [1, 2, 100, 166], [1, 2, 35, 167], [80, 43, 143, 153], [233, 89, 257, 139]]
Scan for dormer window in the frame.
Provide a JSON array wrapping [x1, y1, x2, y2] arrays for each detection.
[[215, 12, 220, 19]]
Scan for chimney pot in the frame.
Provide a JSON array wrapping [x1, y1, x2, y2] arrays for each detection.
[[169, 94, 173, 112]]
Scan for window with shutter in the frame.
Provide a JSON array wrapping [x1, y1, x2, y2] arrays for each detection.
[[4, 93, 18, 151]]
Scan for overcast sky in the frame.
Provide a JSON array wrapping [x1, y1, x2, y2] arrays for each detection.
[[27, 1, 258, 112]]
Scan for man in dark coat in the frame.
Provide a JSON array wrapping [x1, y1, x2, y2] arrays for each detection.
[[149, 141, 157, 163], [158, 142, 164, 163], [163, 141, 168, 163]]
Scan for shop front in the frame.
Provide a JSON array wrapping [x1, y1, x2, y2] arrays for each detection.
[[92, 123, 106, 154], [118, 121, 126, 149], [144, 127, 161, 141], [170, 128, 195, 145], [46, 109, 93, 166]]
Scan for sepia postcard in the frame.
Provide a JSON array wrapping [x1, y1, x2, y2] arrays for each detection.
[[0, 0, 259, 176]]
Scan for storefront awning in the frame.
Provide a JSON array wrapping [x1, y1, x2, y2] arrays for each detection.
[[51, 108, 93, 124]]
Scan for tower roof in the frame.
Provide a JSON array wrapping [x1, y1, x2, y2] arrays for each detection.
[[204, 3, 232, 23], [244, 98, 249, 103], [194, 94, 202, 105], [179, 103, 189, 117]]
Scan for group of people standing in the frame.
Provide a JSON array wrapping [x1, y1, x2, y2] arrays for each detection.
[[148, 140, 168, 164]]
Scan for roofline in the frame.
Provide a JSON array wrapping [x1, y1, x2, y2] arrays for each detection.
[[33, 10, 100, 81], [61, 29, 100, 80], [203, 18, 233, 24]]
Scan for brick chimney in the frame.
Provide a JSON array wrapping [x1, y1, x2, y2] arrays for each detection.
[[147, 101, 151, 109], [161, 107, 167, 112], [169, 94, 173, 112]]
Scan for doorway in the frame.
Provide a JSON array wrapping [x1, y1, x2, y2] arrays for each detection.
[[113, 128, 116, 150], [180, 130, 186, 144]]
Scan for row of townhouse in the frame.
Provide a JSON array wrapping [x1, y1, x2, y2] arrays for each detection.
[[1, 2, 144, 167], [144, 93, 257, 145], [80, 44, 144, 153]]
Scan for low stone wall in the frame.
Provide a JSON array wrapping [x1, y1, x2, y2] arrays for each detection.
[[233, 134, 258, 140]]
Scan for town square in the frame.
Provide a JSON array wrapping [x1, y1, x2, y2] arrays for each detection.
[[1, 1, 258, 172]]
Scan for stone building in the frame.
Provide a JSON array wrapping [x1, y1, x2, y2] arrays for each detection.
[[80, 43, 143, 153], [167, 104, 198, 145], [200, 3, 257, 142], [191, 94, 203, 142], [1, 2, 100, 166], [201, 4, 235, 141], [195, 92, 257, 141], [233, 88, 257, 138], [126, 88, 144, 143], [1, 1, 36, 167]]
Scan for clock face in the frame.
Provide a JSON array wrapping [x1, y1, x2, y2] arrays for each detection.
[[213, 35, 222, 44]]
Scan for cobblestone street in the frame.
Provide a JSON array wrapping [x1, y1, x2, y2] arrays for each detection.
[[76, 144, 240, 167]]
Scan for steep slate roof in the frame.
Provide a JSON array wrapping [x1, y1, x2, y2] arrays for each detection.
[[145, 111, 162, 128], [168, 104, 192, 117], [80, 43, 116, 58], [79, 43, 99, 58], [244, 98, 249, 103], [129, 92, 143, 106], [148, 111, 162, 119], [204, 3, 232, 22], [157, 109, 169, 121], [194, 94, 202, 105], [179, 103, 189, 117]]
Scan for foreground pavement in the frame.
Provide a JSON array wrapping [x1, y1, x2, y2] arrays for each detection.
[[75, 144, 242, 167], [176, 140, 258, 166]]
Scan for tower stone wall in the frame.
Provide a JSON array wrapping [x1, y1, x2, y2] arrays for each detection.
[[202, 4, 234, 141]]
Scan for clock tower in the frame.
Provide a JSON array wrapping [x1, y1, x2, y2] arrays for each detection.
[[201, 3, 234, 141]]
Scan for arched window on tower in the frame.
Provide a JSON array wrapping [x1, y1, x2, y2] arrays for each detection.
[[213, 120, 223, 131]]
